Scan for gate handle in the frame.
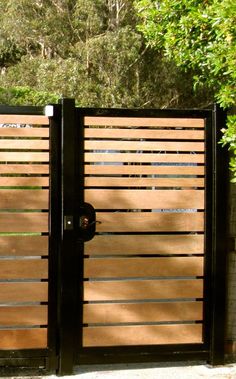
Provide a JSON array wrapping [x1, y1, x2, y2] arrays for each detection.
[[79, 217, 101, 229], [78, 202, 97, 242]]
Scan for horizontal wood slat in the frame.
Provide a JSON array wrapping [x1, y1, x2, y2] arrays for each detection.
[[0, 139, 49, 150], [85, 165, 205, 176], [83, 302, 203, 323], [0, 213, 48, 232], [0, 305, 47, 326], [0, 259, 48, 279], [96, 212, 204, 232], [0, 236, 48, 256], [0, 282, 48, 302], [84, 257, 204, 278], [85, 153, 204, 164], [0, 190, 48, 209], [0, 164, 49, 174], [0, 115, 49, 125], [85, 128, 205, 140], [85, 141, 204, 152], [85, 235, 204, 256], [85, 177, 205, 188], [84, 117, 205, 128], [84, 279, 203, 301], [0, 328, 47, 349], [85, 189, 204, 210], [0, 127, 49, 137], [0, 152, 49, 162], [0, 177, 49, 187], [83, 324, 203, 347]]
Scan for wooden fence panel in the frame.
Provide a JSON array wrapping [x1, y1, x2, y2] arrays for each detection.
[[0, 114, 50, 350]]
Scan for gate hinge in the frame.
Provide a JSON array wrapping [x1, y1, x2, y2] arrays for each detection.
[[46, 355, 60, 372]]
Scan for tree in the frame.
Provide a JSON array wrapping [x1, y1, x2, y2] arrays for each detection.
[[135, 0, 236, 180], [0, 0, 213, 108]]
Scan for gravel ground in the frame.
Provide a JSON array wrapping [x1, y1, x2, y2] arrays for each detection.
[[67, 362, 236, 379]]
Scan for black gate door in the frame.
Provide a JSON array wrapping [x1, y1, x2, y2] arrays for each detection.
[[58, 99, 228, 375]]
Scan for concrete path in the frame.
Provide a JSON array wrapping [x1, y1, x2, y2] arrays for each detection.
[[58, 362, 236, 379]]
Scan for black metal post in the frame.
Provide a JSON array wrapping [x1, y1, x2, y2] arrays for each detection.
[[209, 104, 229, 365], [58, 98, 77, 375], [47, 104, 62, 373]]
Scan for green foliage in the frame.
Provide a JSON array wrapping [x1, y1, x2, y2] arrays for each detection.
[[220, 115, 236, 181], [0, 86, 59, 106], [135, 0, 236, 181], [0, 0, 214, 108]]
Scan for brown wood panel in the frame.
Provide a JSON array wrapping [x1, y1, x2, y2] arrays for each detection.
[[0, 115, 49, 125], [85, 153, 204, 164], [0, 139, 49, 150], [0, 236, 48, 256], [84, 257, 204, 278], [84, 117, 205, 128], [0, 259, 48, 279], [0, 282, 48, 302], [0, 305, 48, 326], [83, 324, 203, 347], [83, 302, 203, 323], [0, 190, 48, 209], [85, 128, 205, 140], [0, 328, 47, 349], [84, 279, 203, 301], [85, 165, 205, 176], [0, 164, 49, 174], [0, 213, 48, 232], [0, 177, 49, 187], [85, 177, 205, 188], [96, 212, 204, 232], [0, 127, 49, 137], [85, 141, 204, 152], [85, 235, 204, 256], [0, 152, 49, 162], [85, 189, 204, 210]]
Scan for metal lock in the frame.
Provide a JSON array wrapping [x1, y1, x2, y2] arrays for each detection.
[[79, 215, 90, 229]]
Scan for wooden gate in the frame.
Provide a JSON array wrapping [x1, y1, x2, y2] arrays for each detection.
[[0, 100, 228, 375], [58, 100, 228, 374], [0, 106, 59, 374]]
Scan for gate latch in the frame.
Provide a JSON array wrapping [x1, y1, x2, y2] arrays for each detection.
[[64, 215, 74, 230]]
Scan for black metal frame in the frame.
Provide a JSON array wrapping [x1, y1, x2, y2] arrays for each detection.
[[208, 105, 229, 364], [47, 103, 62, 373], [57, 98, 86, 375]]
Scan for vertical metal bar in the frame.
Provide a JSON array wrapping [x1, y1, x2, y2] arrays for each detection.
[[74, 109, 85, 362], [47, 104, 62, 373], [58, 98, 77, 375], [209, 104, 229, 365], [203, 110, 213, 353]]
